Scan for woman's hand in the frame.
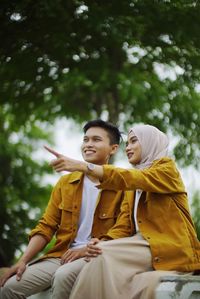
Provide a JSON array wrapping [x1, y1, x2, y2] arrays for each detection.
[[44, 145, 104, 180], [85, 238, 102, 262], [44, 146, 86, 173], [61, 247, 88, 264]]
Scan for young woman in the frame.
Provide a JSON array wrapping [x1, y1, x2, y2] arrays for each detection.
[[45, 124, 200, 299]]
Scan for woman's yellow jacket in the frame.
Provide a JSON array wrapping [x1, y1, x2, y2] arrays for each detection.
[[99, 157, 200, 272]]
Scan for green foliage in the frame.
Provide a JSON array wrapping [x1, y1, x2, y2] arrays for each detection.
[[191, 191, 200, 240], [0, 106, 53, 266], [1, 0, 200, 265], [0, 0, 200, 166]]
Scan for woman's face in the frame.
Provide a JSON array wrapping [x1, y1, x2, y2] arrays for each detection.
[[126, 132, 142, 165]]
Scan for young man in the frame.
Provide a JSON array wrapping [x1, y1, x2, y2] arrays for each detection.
[[0, 119, 124, 299]]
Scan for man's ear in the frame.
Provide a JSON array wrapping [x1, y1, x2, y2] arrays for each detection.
[[110, 144, 119, 156]]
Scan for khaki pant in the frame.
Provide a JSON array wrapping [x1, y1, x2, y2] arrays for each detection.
[[51, 258, 87, 299], [69, 234, 182, 299], [0, 258, 87, 299], [0, 258, 60, 299]]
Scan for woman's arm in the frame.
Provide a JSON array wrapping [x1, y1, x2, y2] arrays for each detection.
[[44, 145, 104, 180], [45, 146, 185, 194]]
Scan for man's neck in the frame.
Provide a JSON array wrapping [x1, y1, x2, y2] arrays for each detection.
[[86, 174, 100, 184], [85, 160, 108, 183]]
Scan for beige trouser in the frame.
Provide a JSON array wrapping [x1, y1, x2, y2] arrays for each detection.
[[69, 234, 183, 299], [0, 258, 60, 299], [51, 258, 87, 299], [0, 257, 88, 299]]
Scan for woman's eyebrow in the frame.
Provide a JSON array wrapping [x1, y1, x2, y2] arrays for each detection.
[[130, 136, 138, 142], [126, 136, 137, 146]]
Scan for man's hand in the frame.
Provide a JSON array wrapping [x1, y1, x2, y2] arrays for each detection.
[[85, 238, 102, 262], [0, 261, 26, 287], [44, 145, 85, 173], [61, 247, 88, 264]]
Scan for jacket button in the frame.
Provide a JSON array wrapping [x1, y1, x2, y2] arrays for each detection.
[[102, 213, 106, 217], [154, 257, 160, 262]]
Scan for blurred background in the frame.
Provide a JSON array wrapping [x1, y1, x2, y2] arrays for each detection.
[[0, 0, 200, 267]]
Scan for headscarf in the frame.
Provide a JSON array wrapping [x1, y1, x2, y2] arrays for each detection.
[[128, 124, 169, 169]]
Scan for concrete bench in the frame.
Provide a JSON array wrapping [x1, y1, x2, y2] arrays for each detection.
[[155, 275, 200, 299], [28, 275, 200, 299]]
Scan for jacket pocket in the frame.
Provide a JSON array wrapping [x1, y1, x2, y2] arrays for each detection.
[[58, 200, 73, 228]]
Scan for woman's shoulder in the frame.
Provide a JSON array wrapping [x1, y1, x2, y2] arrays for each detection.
[[151, 157, 177, 169]]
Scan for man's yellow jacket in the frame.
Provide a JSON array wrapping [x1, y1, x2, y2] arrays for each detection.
[[29, 172, 124, 258]]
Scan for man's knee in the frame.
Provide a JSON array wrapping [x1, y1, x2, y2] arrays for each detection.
[[53, 265, 75, 285], [53, 261, 85, 288]]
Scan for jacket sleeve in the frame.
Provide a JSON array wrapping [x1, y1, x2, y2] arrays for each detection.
[[101, 191, 135, 240], [29, 178, 63, 242], [99, 158, 186, 194]]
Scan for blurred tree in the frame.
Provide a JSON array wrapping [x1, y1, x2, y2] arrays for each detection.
[[191, 191, 200, 240], [1, 0, 200, 166], [0, 106, 52, 266], [1, 0, 200, 265]]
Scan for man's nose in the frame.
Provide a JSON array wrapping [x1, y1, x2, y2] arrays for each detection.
[[85, 140, 94, 147]]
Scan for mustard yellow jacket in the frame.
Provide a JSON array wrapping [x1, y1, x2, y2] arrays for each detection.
[[29, 172, 124, 258], [99, 157, 200, 272]]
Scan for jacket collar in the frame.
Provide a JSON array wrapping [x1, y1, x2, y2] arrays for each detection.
[[68, 171, 84, 184]]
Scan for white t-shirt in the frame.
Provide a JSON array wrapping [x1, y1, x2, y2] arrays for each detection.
[[134, 190, 143, 232], [70, 175, 100, 248]]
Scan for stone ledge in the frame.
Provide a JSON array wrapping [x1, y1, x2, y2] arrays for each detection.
[[28, 275, 200, 299], [1, 269, 199, 299], [155, 275, 200, 299]]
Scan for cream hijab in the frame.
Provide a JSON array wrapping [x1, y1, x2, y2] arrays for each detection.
[[128, 124, 169, 169]]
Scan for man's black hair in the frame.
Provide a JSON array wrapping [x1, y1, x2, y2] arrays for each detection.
[[83, 119, 121, 145]]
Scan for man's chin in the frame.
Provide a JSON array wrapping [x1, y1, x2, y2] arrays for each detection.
[[85, 158, 97, 163]]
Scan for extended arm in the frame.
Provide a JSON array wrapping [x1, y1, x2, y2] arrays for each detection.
[[45, 147, 185, 194], [44, 145, 104, 180]]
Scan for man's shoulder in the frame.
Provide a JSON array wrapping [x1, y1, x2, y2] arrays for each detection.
[[58, 171, 84, 185]]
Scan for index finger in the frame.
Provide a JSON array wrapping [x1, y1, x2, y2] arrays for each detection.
[[44, 145, 61, 158]]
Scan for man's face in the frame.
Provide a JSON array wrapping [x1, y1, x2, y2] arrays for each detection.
[[81, 127, 118, 165]]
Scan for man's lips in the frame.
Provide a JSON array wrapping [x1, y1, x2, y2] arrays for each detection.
[[84, 150, 96, 154]]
